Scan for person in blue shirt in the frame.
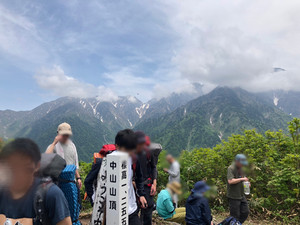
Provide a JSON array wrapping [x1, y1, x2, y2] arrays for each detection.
[[0, 138, 71, 225], [156, 181, 186, 224], [185, 181, 213, 225]]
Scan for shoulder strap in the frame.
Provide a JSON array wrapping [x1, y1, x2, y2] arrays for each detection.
[[34, 181, 54, 225]]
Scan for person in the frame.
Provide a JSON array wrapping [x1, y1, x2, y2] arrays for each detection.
[[164, 154, 180, 207], [46, 122, 82, 189], [185, 181, 213, 225], [156, 181, 186, 224], [164, 154, 180, 183], [0, 138, 72, 225], [84, 157, 103, 206], [227, 154, 250, 223], [115, 129, 147, 225], [135, 131, 157, 225]]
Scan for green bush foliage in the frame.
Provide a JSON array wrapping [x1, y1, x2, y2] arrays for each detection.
[[78, 119, 300, 222], [177, 118, 300, 223]]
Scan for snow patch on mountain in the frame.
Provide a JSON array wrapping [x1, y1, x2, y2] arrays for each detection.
[[79, 100, 86, 108], [210, 116, 213, 125], [136, 103, 150, 118], [218, 131, 223, 140], [273, 96, 279, 106], [128, 119, 133, 127]]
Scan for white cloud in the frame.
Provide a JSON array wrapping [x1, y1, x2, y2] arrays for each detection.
[[34, 65, 118, 102], [160, 0, 300, 92]]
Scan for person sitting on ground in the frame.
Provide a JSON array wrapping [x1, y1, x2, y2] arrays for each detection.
[[157, 181, 186, 224], [0, 138, 72, 225], [46, 122, 82, 189], [185, 181, 213, 225], [227, 154, 250, 224]]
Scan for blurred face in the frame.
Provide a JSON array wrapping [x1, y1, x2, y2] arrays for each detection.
[[60, 134, 70, 144], [4, 153, 39, 194], [136, 143, 146, 153], [166, 155, 173, 164], [236, 160, 243, 168]]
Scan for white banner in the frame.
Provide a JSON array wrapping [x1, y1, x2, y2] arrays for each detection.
[[106, 152, 129, 225]]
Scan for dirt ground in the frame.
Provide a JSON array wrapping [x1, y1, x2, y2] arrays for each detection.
[[80, 212, 284, 225]]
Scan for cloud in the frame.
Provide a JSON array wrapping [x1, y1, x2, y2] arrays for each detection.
[[34, 65, 118, 101], [161, 0, 300, 92], [3, 0, 300, 108]]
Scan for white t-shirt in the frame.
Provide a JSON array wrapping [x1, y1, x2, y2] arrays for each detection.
[[47, 140, 79, 169], [128, 156, 137, 215]]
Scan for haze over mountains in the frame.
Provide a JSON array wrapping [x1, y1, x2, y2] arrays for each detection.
[[0, 86, 299, 161]]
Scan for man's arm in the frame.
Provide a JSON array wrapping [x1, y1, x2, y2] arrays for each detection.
[[84, 159, 102, 205], [164, 198, 175, 213], [168, 162, 180, 177], [45, 135, 61, 153], [228, 177, 248, 184], [150, 153, 157, 196], [135, 159, 147, 208], [73, 145, 82, 189], [227, 166, 248, 184]]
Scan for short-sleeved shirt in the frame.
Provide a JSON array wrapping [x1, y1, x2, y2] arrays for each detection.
[[47, 140, 79, 169], [227, 163, 245, 199], [0, 179, 70, 225]]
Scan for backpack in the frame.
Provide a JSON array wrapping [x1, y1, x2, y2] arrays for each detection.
[[132, 142, 162, 182], [34, 153, 66, 225], [34, 154, 82, 225], [93, 144, 116, 164], [218, 217, 242, 225]]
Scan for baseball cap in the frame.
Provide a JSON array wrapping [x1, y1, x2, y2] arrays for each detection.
[[57, 122, 72, 136], [235, 154, 248, 166]]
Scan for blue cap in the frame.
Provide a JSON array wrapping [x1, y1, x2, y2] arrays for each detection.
[[191, 181, 210, 195], [235, 154, 248, 166]]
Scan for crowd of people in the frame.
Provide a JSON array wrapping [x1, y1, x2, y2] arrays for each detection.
[[0, 122, 251, 225]]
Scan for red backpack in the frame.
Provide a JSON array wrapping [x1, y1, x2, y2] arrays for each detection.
[[93, 144, 116, 164]]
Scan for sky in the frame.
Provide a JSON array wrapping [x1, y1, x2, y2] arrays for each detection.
[[1, 0, 300, 110]]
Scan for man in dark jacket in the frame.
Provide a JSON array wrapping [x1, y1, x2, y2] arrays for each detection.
[[185, 181, 213, 225], [84, 158, 103, 206], [135, 131, 157, 225]]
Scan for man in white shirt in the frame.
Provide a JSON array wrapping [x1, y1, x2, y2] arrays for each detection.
[[46, 122, 82, 189], [115, 129, 147, 225], [164, 154, 180, 207]]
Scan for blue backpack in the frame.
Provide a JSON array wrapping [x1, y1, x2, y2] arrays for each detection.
[[218, 217, 242, 225]]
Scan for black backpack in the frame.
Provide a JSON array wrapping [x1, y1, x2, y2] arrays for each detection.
[[33, 153, 66, 225], [218, 217, 242, 225]]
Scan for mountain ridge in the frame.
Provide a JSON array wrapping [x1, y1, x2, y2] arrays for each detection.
[[0, 86, 297, 161]]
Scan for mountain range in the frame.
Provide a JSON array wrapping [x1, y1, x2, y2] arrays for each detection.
[[0, 86, 298, 161]]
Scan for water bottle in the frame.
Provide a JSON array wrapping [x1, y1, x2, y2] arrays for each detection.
[[243, 181, 250, 195]]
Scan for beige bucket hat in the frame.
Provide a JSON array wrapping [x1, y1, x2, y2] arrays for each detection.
[[57, 122, 72, 135]]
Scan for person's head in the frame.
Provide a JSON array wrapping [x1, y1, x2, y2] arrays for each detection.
[[115, 129, 137, 155], [0, 138, 41, 193], [135, 131, 146, 153], [167, 181, 182, 195], [191, 181, 210, 198], [235, 154, 248, 168], [57, 122, 72, 144], [166, 154, 175, 164]]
